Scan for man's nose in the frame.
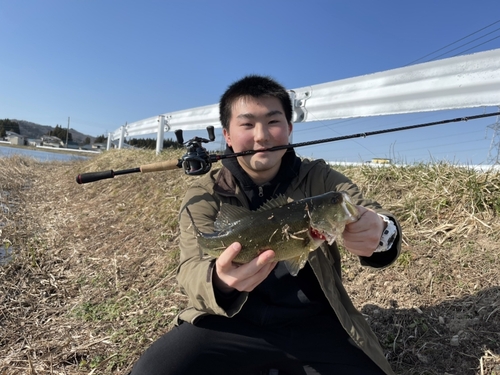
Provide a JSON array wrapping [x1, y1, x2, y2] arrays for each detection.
[[254, 123, 268, 142]]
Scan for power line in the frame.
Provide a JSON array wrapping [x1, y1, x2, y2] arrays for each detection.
[[389, 130, 486, 148], [401, 137, 486, 153], [429, 27, 500, 61], [451, 34, 500, 57], [304, 112, 496, 163], [268, 111, 500, 154], [405, 19, 500, 66], [297, 21, 500, 161]]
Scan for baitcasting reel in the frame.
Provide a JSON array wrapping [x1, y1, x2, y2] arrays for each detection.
[[176, 126, 218, 176]]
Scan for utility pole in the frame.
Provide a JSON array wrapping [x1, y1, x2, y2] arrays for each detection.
[[487, 108, 500, 164], [65, 117, 70, 148]]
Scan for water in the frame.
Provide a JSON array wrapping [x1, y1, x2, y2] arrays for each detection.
[[0, 145, 90, 162]]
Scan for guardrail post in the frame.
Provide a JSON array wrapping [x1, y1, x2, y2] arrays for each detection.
[[119, 123, 126, 149], [156, 115, 166, 155], [106, 132, 112, 150]]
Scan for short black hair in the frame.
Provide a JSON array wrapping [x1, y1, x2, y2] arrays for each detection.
[[219, 75, 292, 130]]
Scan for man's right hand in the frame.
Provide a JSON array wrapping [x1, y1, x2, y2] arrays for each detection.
[[213, 242, 277, 294]]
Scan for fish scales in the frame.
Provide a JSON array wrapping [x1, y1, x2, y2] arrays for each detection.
[[200, 201, 315, 263], [186, 191, 359, 276]]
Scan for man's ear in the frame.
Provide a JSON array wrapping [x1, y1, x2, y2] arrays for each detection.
[[223, 128, 231, 147]]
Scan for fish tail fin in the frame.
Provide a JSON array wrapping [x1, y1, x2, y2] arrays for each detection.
[[283, 253, 309, 277], [184, 206, 199, 232], [184, 206, 204, 259]]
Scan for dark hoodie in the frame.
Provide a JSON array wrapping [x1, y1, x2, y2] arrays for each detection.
[[218, 148, 333, 327]]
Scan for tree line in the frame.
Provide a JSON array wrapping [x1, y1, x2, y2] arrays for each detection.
[[1, 119, 181, 150], [48, 125, 73, 142], [129, 137, 182, 149], [93, 135, 182, 150], [0, 119, 21, 137], [0, 119, 78, 143]]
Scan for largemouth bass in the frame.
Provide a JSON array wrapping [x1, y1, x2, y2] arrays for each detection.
[[186, 191, 359, 276]]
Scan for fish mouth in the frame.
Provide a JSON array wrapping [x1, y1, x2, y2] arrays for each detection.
[[309, 227, 336, 245]]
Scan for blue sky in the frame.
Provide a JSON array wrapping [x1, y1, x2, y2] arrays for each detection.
[[1, 1, 499, 165]]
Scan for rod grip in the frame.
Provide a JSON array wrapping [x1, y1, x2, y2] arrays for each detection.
[[76, 170, 114, 184], [140, 159, 180, 173]]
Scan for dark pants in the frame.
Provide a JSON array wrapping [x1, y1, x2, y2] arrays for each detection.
[[129, 313, 386, 375]]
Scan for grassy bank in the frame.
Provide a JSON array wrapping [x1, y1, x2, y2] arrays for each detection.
[[1, 150, 499, 374]]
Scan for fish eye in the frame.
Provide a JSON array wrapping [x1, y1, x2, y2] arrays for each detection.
[[330, 194, 342, 204]]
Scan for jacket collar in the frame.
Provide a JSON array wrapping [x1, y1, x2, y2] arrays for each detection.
[[214, 147, 302, 210]]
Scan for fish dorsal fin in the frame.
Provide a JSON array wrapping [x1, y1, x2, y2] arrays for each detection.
[[214, 204, 251, 230], [283, 253, 309, 277], [256, 194, 290, 212]]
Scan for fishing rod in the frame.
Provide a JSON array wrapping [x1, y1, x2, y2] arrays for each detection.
[[76, 110, 500, 184]]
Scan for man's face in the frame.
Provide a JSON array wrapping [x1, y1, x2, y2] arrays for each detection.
[[223, 96, 292, 184]]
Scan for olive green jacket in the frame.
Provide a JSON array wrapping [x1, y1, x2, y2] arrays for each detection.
[[175, 158, 401, 375]]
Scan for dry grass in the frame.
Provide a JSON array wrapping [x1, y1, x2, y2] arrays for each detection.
[[0, 149, 499, 375], [336, 162, 500, 375]]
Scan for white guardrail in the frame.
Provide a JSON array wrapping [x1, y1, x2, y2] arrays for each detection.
[[109, 48, 500, 154]]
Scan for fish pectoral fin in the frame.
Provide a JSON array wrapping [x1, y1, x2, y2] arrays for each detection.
[[283, 253, 309, 277]]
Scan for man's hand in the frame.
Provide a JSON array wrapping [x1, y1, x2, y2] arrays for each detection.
[[342, 206, 386, 257], [213, 242, 277, 294]]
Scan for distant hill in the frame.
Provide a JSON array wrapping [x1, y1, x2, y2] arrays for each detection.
[[13, 119, 95, 144]]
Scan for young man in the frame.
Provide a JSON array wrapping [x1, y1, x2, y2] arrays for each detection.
[[130, 75, 401, 375]]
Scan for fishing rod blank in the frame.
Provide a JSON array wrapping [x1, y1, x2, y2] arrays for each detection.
[[76, 110, 500, 184]]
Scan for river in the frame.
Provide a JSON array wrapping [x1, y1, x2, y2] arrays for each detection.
[[0, 144, 92, 162]]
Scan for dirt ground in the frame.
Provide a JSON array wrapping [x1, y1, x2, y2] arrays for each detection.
[[1, 150, 499, 375]]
